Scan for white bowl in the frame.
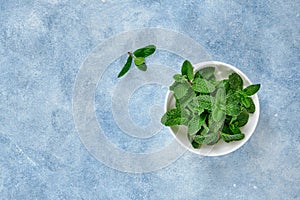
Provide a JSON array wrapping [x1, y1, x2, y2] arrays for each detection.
[[165, 61, 260, 156]]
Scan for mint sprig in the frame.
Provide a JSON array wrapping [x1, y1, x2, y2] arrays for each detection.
[[161, 60, 261, 148], [117, 45, 156, 78]]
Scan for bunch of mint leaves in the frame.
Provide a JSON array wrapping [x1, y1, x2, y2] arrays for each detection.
[[161, 60, 260, 148], [118, 45, 156, 78]]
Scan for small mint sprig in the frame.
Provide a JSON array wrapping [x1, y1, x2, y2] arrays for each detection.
[[117, 45, 156, 78]]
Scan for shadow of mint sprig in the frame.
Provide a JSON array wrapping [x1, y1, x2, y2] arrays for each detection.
[[117, 45, 156, 78], [161, 60, 261, 148]]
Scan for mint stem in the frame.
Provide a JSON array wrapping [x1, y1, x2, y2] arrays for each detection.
[[128, 52, 134, 58]]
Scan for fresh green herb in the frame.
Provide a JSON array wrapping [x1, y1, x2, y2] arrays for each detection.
[[243, 84, 261, 96], [134, 57, 145, 66], [220, 132, 245, 143], [117, 45, 156, 78], [133, 45, 156, 57], [196, 67, 215, 80], [181, 60, 194, 81], [161, 60, 261, 148], [192, 78, 215, 93], [117, 56, 133, 78], [229, 72, 243, 91], [160, 108, 189, 126]]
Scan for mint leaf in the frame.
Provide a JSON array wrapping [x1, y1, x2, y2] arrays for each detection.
[[226, 101, 241, 116], [226, 93, 241, 116], [223, 79, 230, 92], [208, 114, 224, 133], [212, 107, 225, 122], [173, 74, 187, 83], [221, 124, 231, 134], [241, 96, 251, 108], [133, 56, 147, 71], [207, 134, 220, 145], [161, 109, 180, 126], [200, 123, 209, 135], [194, 95, 213, 110], [246, 97, 255, 113], [133, 45, 156, 57], [226, 89, 235, 99], [169, 82, 180, 91], [192, 140, 201, 148], [197, 67, 215, 80], [215, 88, 226, 106], [172, 82, 190, 99], [177, 90, 196, 108], [134, 57, 145, 66], [216, 79, 229, 90], [243, 84, 260, 96], [187, 114, 206, 136], [237, 90, 247, 97], [118, 56, 133, 78], [194, 128, 219, 145], [192, 78, 215, 93], [187, 100, 204, 115], [181, 60, 194, 81], [220, 132, 245, 143], [212, 88, 226, 121], [193, 135, 206, 144], [236, 108, 249, 127], [229, 116, 238, 124], [203, 131, 220, 145], [229, 124, 241, 134], [194, 70, 203, 79], [160, 108, 188, 126], [136, 63, 147, 71], [229, 72, 243, 91]]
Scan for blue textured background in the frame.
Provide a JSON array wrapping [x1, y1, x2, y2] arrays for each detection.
[[1, 0, 299, 199]]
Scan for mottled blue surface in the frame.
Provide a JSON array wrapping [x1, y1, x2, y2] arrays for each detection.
[[1, 0, 299, 199]]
